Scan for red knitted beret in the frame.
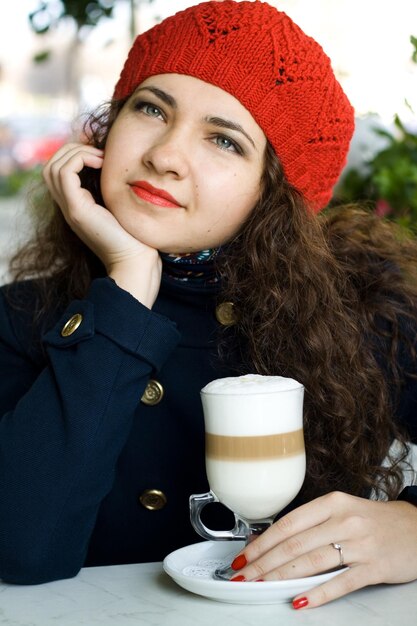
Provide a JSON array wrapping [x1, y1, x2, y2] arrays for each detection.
[[113, 0, 355, 211]]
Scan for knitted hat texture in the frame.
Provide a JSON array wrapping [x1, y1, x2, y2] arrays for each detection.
[[114, 0, 355, 211]]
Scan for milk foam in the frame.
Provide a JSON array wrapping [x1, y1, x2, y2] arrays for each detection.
[[201, 375, 304, 436], [202, 374, 302, 395]]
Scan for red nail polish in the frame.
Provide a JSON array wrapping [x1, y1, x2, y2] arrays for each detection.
[[255, 579, 264, 582], [292, 597, 309, 610], [230, 574, 246, 582], [231, 554, 247, 570]]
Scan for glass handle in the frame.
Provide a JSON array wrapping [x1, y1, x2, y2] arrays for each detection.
[[189, 491, 247, 541]]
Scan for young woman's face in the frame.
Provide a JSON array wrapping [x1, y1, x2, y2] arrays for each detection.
[[100, 73, 266, 253]]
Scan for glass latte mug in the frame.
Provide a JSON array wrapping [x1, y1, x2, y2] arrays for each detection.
[[190, 374, 305, 580]]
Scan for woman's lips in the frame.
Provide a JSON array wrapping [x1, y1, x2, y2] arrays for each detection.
[[130, 181, 181, 208]]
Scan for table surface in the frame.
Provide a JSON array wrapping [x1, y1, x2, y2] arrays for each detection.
[[1, 561, 416, 626]]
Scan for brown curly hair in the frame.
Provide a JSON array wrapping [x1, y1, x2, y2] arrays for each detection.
[[221, 143, 417, 502], [9, 100, 417, 502]]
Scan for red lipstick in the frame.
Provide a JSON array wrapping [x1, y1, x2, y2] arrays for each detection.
[[130, 181, 181, 208]]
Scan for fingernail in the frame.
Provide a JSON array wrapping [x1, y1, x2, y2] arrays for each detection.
[[292, 597, 309, 610], [230, 574, 246, 582], [231, 554, 247, 570], [255, 579, 264, 582]]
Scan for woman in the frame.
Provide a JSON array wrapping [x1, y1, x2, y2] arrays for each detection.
[[0, 0, 416, 609]]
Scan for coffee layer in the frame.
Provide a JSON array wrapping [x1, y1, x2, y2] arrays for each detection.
[[206, 429, 304, 461]]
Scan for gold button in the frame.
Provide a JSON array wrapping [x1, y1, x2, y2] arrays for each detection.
[[141, 379, 164, 406], [61, 313, 83, 337], [215, 302, 237, 326], [139, 489, 167, 511]]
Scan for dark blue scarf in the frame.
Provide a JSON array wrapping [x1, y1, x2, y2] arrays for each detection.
[[160, 249, 221, 287]]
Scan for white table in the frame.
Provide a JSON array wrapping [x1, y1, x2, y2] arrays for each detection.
[[1, 562, 416, 626]]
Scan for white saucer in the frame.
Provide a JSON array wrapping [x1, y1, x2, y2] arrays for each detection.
[[163, 540, 346, 604]]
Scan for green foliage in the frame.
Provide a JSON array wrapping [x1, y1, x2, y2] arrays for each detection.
[[337, 115, 417, 231], [29, 0, 116, 35], [33, 50, 51, 63], [28, 1, 156, 56], [411, 35, 417, 63], [0, 168, 41, 198], [336, 34, 417, 233]]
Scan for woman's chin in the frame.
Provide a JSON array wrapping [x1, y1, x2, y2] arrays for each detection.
[[158, 248, 195, 255]]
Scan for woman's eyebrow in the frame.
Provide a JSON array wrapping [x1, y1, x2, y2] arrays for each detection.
[[205, 116, 256, 150], [132, 88, 256, 150], [134, 86, 177, 108]]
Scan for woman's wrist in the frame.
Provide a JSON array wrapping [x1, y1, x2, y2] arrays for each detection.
[[108, 252, 162, 309]]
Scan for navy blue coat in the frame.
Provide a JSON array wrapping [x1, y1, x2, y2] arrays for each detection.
[[0, 276, 416, 585]]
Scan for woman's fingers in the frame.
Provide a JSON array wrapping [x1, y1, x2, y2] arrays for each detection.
[[43, 141, 104, 172], [232, 523, 352, 582], [43, 143, 104, 214], [229, 496, 417, 608], [238, 491, 353, 568], [232, 493, 376, 582], [292, 565, 370, 609], [246, 537, 351, 581], [44, 143, 160, 267], [41, 142, 163, 306], [42, 142, 118, 254]]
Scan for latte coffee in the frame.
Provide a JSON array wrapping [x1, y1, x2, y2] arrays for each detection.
[[201, 374, 305, 521]]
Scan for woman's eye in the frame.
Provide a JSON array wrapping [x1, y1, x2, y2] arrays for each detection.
[[135, 101, 164, 119], [213, 135, 242, 154]]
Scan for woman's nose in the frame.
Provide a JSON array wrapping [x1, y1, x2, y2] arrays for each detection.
[[142, 130, 190, 179]]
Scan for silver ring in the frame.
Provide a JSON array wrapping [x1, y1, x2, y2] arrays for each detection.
[[331, 542, 344, 567]]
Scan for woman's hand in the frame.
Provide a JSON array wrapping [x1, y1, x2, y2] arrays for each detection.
[[229, 491, 417, 609], [43, 142, 161, 308]]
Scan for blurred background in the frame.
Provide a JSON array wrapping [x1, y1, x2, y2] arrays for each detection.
[[0, 0, 417, 282]]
